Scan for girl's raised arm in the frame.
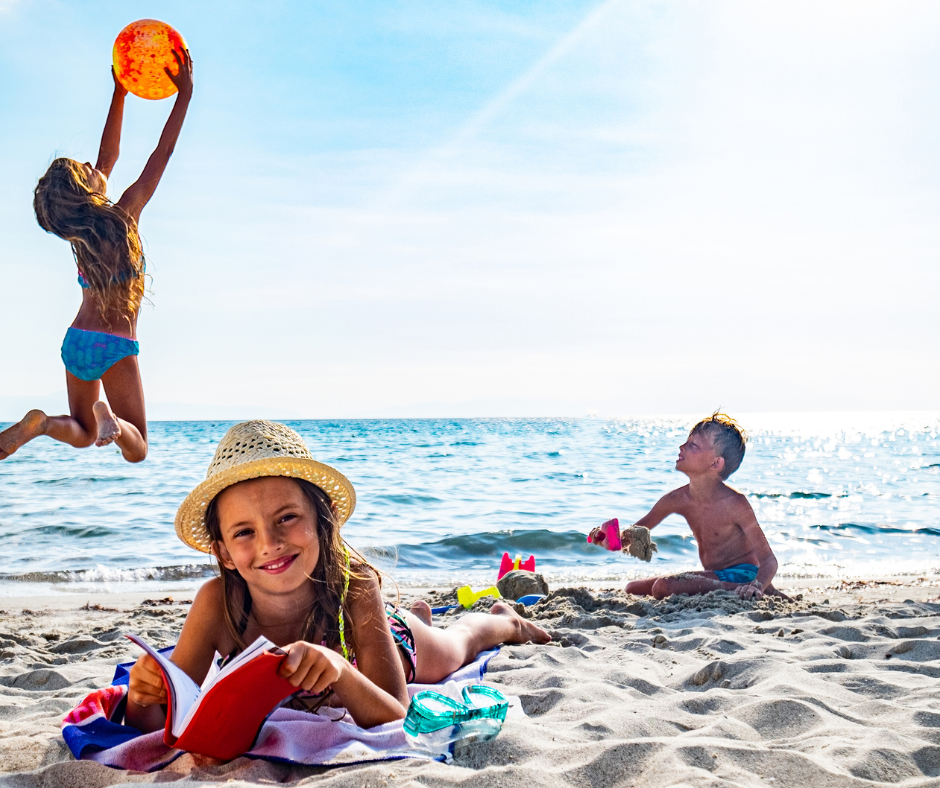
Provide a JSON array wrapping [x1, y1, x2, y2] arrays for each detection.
[[95, 69, 128, 178], [117, 47, 193, 223]]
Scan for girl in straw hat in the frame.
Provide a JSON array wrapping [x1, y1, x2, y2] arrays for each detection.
[[0, 52, 193, 464], [126, 421, 550, 733]]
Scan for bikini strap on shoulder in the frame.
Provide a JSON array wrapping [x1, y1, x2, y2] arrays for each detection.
[[337, 545, 352, 662]]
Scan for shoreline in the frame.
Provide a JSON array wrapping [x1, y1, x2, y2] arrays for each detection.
[[1, 571, 939, 613]]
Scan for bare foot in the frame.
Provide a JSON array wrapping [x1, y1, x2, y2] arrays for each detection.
[[491, 601, 552, 645], [93, 401, 121, 447], [410, 600, 433, 627], [0, 410, 48, 459]]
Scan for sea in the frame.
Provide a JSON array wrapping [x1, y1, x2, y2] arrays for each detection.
[[1, 414, 939, 598]]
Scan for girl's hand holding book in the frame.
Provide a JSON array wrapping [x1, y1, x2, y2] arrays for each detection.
[[277, 641, 348, 695], [128, 653, 168, 707]]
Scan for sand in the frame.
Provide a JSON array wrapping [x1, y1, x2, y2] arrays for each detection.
[[2, 576, 940, 787]]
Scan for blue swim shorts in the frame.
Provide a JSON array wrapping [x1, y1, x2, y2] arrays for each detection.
[[714, 563, 759, 584], [61, 327, 139, 382]]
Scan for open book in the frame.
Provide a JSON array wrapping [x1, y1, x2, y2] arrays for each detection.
[[126, 632, 298, 760]]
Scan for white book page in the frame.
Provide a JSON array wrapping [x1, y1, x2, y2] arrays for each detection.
[[177, 635, 278, 733], [215, 635, 276, 679], [126, 633, 201, 739], [201, 651, 223, 688]]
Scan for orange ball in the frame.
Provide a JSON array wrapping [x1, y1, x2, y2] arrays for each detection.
[[112, 19, 187, 101]]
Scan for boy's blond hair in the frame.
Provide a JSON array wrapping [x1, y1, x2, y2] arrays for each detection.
[[690, 411, 747, 479]]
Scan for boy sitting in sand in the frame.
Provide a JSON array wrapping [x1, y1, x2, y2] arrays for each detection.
[[590, 412, 784, 601]]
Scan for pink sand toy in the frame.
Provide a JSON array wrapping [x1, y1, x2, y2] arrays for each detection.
[[497, 552, 535, 580], [587, 518, 622, 551]]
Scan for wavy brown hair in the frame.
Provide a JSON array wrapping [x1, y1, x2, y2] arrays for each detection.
[[205, 477, 375, 658], [34, 158, 145, 325]]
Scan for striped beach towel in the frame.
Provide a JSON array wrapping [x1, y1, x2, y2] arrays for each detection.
[[62, 647, 501, 771]]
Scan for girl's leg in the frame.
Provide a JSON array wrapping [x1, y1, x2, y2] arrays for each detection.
[[0, 375, 99, 458], [0, 410, 49, 459], [405, 601, 551, 685], [99, 355, 147, 463]]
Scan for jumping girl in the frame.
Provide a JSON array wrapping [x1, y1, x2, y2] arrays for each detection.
[[126, 421, 550, 734], [0, 50, 193, 463]]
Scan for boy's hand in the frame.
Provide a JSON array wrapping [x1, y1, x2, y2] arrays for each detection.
[[735, 581, 764, 601], [588, 518, 626, 551], [111, 66, 128, 98], [127, 654, 167, 707], [278, 641, 348, 695], [587, 527, 630, 549], [165, 47, 194, 99]]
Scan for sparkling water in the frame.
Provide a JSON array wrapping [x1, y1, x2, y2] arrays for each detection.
[[1, 414, 938, 596]]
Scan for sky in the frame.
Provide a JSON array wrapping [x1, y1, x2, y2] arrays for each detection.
[[1, 0, 939, 420]]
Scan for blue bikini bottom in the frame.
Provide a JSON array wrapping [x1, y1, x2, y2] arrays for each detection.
[[61, 328, 139, 382], [713, 563, 759, 584]]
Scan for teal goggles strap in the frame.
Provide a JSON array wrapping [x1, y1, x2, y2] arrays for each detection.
[[404, 685, 509, 736]]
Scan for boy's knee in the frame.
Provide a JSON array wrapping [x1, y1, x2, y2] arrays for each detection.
[[651, 578, 671, 600]]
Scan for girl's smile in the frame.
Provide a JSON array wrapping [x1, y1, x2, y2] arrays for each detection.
[[258, 553, 299, 574], [213, 477, 321, 591]]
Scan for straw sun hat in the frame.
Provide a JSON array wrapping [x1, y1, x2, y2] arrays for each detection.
[[175, 420, 356, 553]]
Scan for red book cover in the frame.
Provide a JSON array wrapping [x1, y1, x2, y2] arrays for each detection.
[[170, 651, 298, 760], [127, 633, 298, 761]]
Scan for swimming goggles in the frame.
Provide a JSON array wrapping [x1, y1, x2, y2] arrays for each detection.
[[404, 685, 508, 744]]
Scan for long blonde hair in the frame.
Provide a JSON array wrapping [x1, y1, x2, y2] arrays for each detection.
[[206, 478, 375, 657], [34, 158, 145, 323]]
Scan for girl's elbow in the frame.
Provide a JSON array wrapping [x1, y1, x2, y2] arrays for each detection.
[[124, 703, 166, 734], [384, 699, 409, 726], [385, 700, 408, 725], [354, 704, 407, 730]]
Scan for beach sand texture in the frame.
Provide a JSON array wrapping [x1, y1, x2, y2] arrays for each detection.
[[2, 582, 940, 787]]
